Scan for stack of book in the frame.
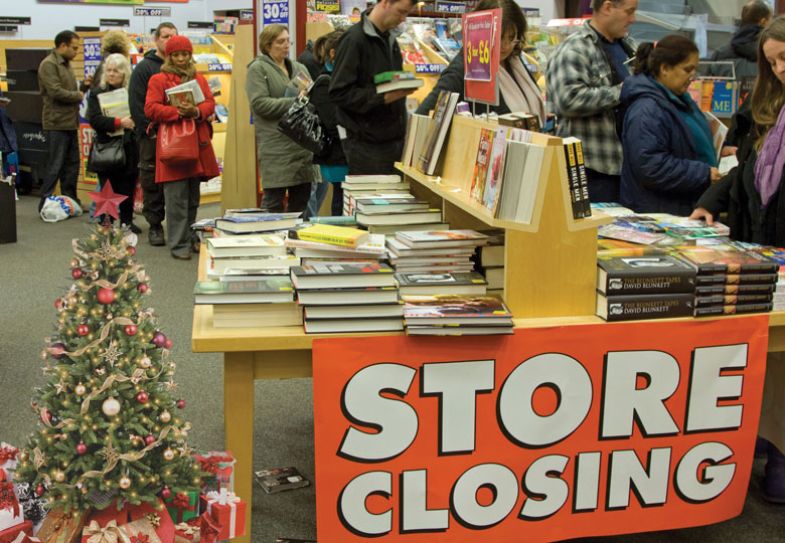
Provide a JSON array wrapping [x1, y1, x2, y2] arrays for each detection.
[[286, 226, 387, 265], [475, 230, 505, 296], [396, 271, 488, 297], [595, 254, 697, 321], [342, 175, 410, 216], [214, 209, 303, 236], [676, 246, 777, 317], [290, 262, 403, 334], [206, 234, 300, 278], [387, 229, 489, 274], [402, 295, 514, 335]]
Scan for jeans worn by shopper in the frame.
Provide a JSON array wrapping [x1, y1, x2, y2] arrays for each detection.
[[162, 177, 200, 259], [39, 130, 80, 211]]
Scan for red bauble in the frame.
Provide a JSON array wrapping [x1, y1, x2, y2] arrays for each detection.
[[161, 486, 171, 499], [176, 399, 186, 409], [97, 288, 115, 305], [136, 391, 149, 404], [54, 298, 63, 310], [76, 442, 87, 455], [71, 268, 83, 280], [137, 283, 149, 294], [77, 324, 90, 337], [127, 246, 137, 257], [35, 485, 45, 497], [145, 434, 156, 446], [124, 325, 138, 336], [164, 339, 173, 349], [152, 332, 167, 348]]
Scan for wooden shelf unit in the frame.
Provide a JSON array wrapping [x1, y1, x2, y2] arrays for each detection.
[[396, 115, 613, 319]]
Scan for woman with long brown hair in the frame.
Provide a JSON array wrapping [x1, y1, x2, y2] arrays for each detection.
[[145, 35, 218, 260], [691, 15, 785, 503]]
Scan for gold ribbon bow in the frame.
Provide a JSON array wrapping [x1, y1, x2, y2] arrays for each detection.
[[174, 522, 199, 535], [83, 520, 130, 543]]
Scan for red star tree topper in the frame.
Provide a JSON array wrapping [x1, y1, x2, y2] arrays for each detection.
[[88, 182, 127, 221]]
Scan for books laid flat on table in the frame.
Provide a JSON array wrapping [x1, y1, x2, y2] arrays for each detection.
[[255, 467, 310, 494], [402, 295, 513, 325], [596, 255, 696, 296], [417, 90, 460, 176], [387, 237, 475, 258], [304, 317, 404, 334], [395, 229, 489, 249], [209, 254, 300, 276], [296, 286, 399, 305], [194, 277, 294, 304], [694, 302, 773, 317], [206, 234, 286, 258], [290, 262, 396, 289], [396, 271, 488, 296], [368, 222, 451, 236], [374, 71, 424, 94], [355, 208, 443, 227], [286, 233, 387, 258], [676, 246, 779, 275], [355, 198, 430, 214], [294, 223, 369, 248], [215, 212, 302, 234], [304, 303, 404, 319], [596, 293, 694, 322], [212, 302, 303, 328]]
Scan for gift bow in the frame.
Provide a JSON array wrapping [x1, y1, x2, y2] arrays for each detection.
[[83, 520, 130, 543], [0, 481, 20, 517], [170, 493, 196, 522], [195, 453, 234, 474], [204, 488, 239, 506], [198, 512, 220, 543], [174, 522, 199, 536]]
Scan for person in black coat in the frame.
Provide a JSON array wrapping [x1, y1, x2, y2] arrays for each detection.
[[86, 53, 139, 231], [416, 0, 544, 125], [618, 35, 720, 215], [691, 16, 785, 504]]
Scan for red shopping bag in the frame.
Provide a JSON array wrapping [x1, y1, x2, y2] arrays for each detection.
[[157, 119, 199, 165]]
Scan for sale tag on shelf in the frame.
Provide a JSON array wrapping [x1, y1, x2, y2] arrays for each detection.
[[463, 9, 501, 106]]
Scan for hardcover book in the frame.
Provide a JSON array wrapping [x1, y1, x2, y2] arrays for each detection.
[[194, 277, 294, 304], [676, 247, 779, 274], [396, 271, 488, 296], [356, 208, 443, 227], [290, 262, 396, 289], [469, 128, 494, 203], [254, 467, 310, 494], [596, 255, 696, 295], [295, 223, 369, 248], [215, 213, 302, 234], [402, 295, 513, 325], [206, 234, 286, 258], [304, 317, 404, 334], [296, 286, 399, 305], [694, 302, 773, 317], [695, 273, 779, 285], [694, 283, 776, 295], [417, 90, 459, 175], [396, 229, 489, 249], [596, 293, 694, 322], [694, 293, 773, 306], [304, 303, 404, 319]]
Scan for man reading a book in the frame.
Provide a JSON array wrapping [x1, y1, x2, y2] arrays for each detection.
[[329, 0, 417, 175]]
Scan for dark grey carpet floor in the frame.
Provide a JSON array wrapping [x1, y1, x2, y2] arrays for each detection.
[[1, 194, 784, 542]]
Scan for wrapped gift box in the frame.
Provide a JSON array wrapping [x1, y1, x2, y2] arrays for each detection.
[[201, 490, 245, 541], [0, 479, 23, 532], [0, 521, 32, 543], [120, 518, 161, 543], [82, 501, 174, 543], [80, 519, 130, 543], [173, 520, 200, 543], [9, 532, 40, 543], [165, 491, 199, 524], [0, 446, 18, 478], [36, 509, 84, 543], [194, 452, 235, 493]]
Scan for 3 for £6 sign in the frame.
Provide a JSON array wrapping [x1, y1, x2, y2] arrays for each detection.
[[313, 317, 769, 542], [463, 10, 494, 81]]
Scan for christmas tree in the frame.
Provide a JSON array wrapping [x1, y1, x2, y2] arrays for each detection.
[[15, 184, 202, 513]]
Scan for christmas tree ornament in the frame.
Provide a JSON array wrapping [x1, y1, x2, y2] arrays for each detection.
[[53, 470, 65, 482], [152, 332, 167, 348], [75, 383, 86, 396], [163, 448, 175, 461], [127, 245, 137, 257], [101, 397, 121, 417], [145, 435, 155, 446], [76, 442, 87, 455], [176, 399, 186, 409], [161, 486, 171, 499], [71, 268, 83, 280], [97, 288, 116, 305], [50, 342, 66, 359], [88, 181, 127, 220], [119, 476, 132, 489], [54, 297, 63, 310], [77, 324, 90, 337], [124, 324, 138, 336], [164, 339, 173, 349], [138, 283, 149, 294], [136, 391, 149, 404], [159, 410, 171, 423], [139, 356, 152, 369], [35, 484, 45, 497]]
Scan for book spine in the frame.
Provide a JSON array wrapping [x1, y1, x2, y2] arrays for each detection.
[[694, 302, 773, 317], [695, 273, 778, 285], [572, 140, 592, 218], [602, 273, 695, 295], [563, 142, 583, 219], [297, 231, 358, 248], [695, 283, 776, 295], [695, 293, 773, 306], [601, 294, 693, 322]]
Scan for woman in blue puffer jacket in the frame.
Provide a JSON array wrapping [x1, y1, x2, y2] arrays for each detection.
[[619, 35, 721, 215]]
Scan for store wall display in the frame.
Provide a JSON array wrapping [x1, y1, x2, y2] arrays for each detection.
[[314, 317, 768, 542]]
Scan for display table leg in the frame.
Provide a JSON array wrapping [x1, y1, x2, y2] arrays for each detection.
[[224, 351, 254, 543]]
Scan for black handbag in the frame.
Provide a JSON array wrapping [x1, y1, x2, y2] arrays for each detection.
[[277, 95, 328, 155], [87, 136, 126, 173]]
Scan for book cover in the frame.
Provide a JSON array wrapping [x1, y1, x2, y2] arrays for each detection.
[[694, 283, 776, 295], [296, 286, 399, 305], [304, 317, 404, 334], [295, 223, 369, 248], [194, 277, 293, 295], [694, 293, 773, 306], [596, 293, 694, 322], [356, 208, 443, 227], [694, 302, 772, 317], [695, 273, 779, 286], [215, 214, 302, 234], [469, 128, 494, 203], [210, 255, 300, 275], [402, 295, 512, 320], [206, 234, 286, 257], [598, 224, 667, 245], [304, 303, 404, 319], [481, 127, 508, 214], [376, 76, 424, 94], [396, 229, 489, 248], [677, 247, 779, 274], [572, 139, 592, 218], [562, 137, 584, 219], [396, 272, 488, 296], [356, 199, 429, 214], [291, 262, 397, 289], [254, 467, 310, 494], [417, 90, 459, 176], [596, 255, 696, 295]]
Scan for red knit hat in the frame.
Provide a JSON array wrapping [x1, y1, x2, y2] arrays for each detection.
[[165, 35, 193, 56]]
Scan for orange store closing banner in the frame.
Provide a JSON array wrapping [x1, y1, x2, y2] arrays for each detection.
[[313, 316, 769, 542]]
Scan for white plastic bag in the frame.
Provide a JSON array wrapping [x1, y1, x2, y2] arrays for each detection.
[[40, 195, 82, 223]]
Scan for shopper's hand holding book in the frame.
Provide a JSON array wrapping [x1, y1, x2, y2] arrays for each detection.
[[119, 116, 135, 130], [177, 103, 199, 119]]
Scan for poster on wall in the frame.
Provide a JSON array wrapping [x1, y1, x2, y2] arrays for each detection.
[[463, 8, 501, 106], [260, 0, 290, 26], [83, 36, 101, 79], [313, 316, 769, 542]]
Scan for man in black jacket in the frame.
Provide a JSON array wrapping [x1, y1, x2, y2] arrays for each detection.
[[128, 22, 176, 246], [329, 0, 416, 175]]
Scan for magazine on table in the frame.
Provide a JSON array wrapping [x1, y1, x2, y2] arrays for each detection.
[[97, 88, 131, 137]]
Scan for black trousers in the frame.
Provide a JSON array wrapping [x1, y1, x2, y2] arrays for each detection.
[[137, 135, 165, 227], [261, 183, 312, 214], [342, 137, 403, 176], [586, 167, 621, 204], [39, 130, 80, 210]]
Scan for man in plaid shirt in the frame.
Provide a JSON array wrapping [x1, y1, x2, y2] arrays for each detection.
[[547, 0, 638, 202]]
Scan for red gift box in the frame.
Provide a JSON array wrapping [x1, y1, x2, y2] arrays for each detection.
[[198, 513, 219, 543], [82, 501, 174, 543], [194, 452, 235, 492], [8, 532, 40, 543], [0, 521, 32, 543], [173, 520, 199, 543], [201, 490, 245, 540]]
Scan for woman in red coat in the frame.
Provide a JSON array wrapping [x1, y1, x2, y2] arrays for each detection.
[[144, 35, 219, 260]]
